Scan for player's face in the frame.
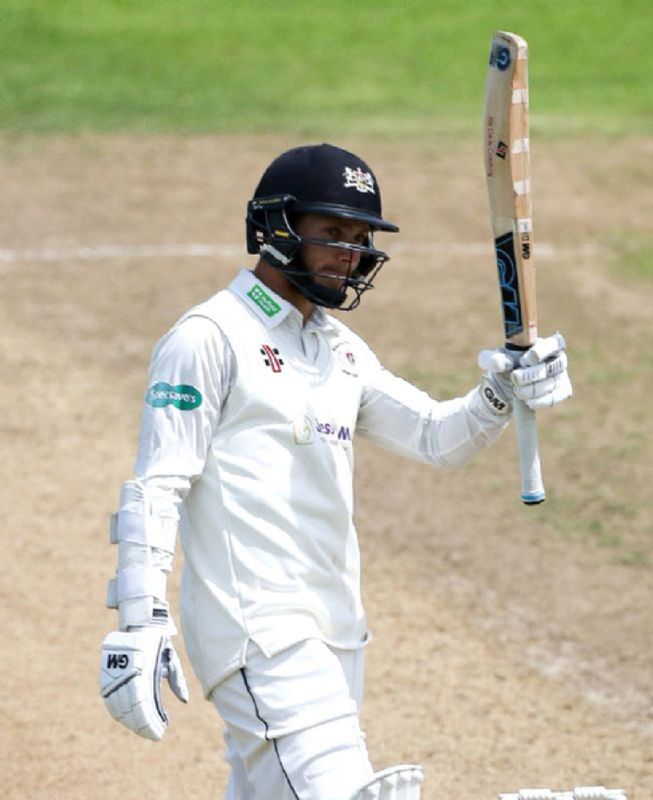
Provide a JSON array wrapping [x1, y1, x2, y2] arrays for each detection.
[[294, 214, 370, 290]]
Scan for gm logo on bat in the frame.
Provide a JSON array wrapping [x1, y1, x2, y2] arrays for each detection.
[[490, 43, 511, 71]]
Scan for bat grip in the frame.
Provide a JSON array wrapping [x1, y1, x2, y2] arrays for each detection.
[[514, 397, 545, 504]]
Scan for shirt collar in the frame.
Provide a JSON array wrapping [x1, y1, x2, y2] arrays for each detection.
[[229, 269, 296, 328], [304, 305, 337, 335], [229, 269, 338, 334]]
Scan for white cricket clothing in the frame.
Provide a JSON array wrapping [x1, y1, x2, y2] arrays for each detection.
[[132, 269, 507, 695], [213, 638, 371, 800]]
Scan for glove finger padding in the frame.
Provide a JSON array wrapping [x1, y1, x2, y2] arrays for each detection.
[[100, 629, 188, 741], [478, 349, 514, 374], [518, 332, 566, 366], [512, 350, 572, 409], [511, 351, 568, 386], [514, 370, 573, 409]]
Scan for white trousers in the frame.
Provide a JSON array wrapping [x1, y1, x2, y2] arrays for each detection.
[[211, 638, 374, 800]]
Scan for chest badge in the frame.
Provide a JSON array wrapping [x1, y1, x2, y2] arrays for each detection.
[[260, 343, 284, 373], [293, 415, 315, 445], [333, 341, 358, 377]]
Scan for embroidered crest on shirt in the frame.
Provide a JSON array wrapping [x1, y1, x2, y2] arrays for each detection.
[[342, 166, 375, 194], [260, 344, 284, 373], [333, 341, 359, 377], [293, 415, 315, 445]]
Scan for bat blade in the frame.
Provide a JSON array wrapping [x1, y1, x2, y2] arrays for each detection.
[[484, 31, 545, 505]]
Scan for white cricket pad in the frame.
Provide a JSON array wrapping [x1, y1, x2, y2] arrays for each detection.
[[498, 787, 627, 800], [349, 765, 423, 800]]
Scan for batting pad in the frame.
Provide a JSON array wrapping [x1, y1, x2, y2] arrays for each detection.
[[349, 765, 423, 799], [499, 787, 627, 800]]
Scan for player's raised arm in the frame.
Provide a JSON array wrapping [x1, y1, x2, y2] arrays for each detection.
[[355, 331, 570, 469]]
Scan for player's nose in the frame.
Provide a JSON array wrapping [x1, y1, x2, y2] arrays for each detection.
[[336, 247, 361, 270]]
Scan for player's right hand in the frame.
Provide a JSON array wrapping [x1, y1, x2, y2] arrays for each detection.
[[100, 628, 189, 741], [479, 332, 572, 412]]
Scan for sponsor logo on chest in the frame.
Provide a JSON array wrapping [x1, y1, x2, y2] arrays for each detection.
[[316, 420, 352, 441], [293, 414, 352, 445]]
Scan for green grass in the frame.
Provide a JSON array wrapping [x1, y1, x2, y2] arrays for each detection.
[[607, 236, 653, 281], [2, 0, 652, 135]]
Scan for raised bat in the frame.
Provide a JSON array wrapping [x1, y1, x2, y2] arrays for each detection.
[[484, 30, 544, 504]]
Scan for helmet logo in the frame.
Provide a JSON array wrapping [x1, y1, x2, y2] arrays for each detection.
[[342, 166, 376, 194]]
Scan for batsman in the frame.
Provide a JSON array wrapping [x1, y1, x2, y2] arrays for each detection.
[[100, 143, 572, 799]]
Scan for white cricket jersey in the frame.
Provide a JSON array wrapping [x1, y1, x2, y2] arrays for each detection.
[[132, 268, 507, 695]]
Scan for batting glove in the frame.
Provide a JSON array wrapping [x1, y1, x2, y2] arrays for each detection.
[[479, 332, 572, 413], [100, 628, 189, 741]]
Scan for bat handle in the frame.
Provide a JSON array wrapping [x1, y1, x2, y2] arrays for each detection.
[[514, 397, 545, 504]]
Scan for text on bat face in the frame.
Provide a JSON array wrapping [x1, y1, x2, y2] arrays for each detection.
[[486, 115, 495, 176]]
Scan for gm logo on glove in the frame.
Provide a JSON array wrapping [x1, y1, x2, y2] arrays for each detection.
[[483, 384, 508, 412], [106, 653, 129, 670]]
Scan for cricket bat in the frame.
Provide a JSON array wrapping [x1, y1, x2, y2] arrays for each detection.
[[484, 31, 545, 505]]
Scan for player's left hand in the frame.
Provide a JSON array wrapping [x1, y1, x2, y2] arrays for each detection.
[[479, 332, 572, 411]]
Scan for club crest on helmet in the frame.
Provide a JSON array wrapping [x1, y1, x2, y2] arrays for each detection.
[[343, 166, 376, 194]]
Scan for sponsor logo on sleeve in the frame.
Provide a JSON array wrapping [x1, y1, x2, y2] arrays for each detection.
[[146, 382, 203, 410]]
